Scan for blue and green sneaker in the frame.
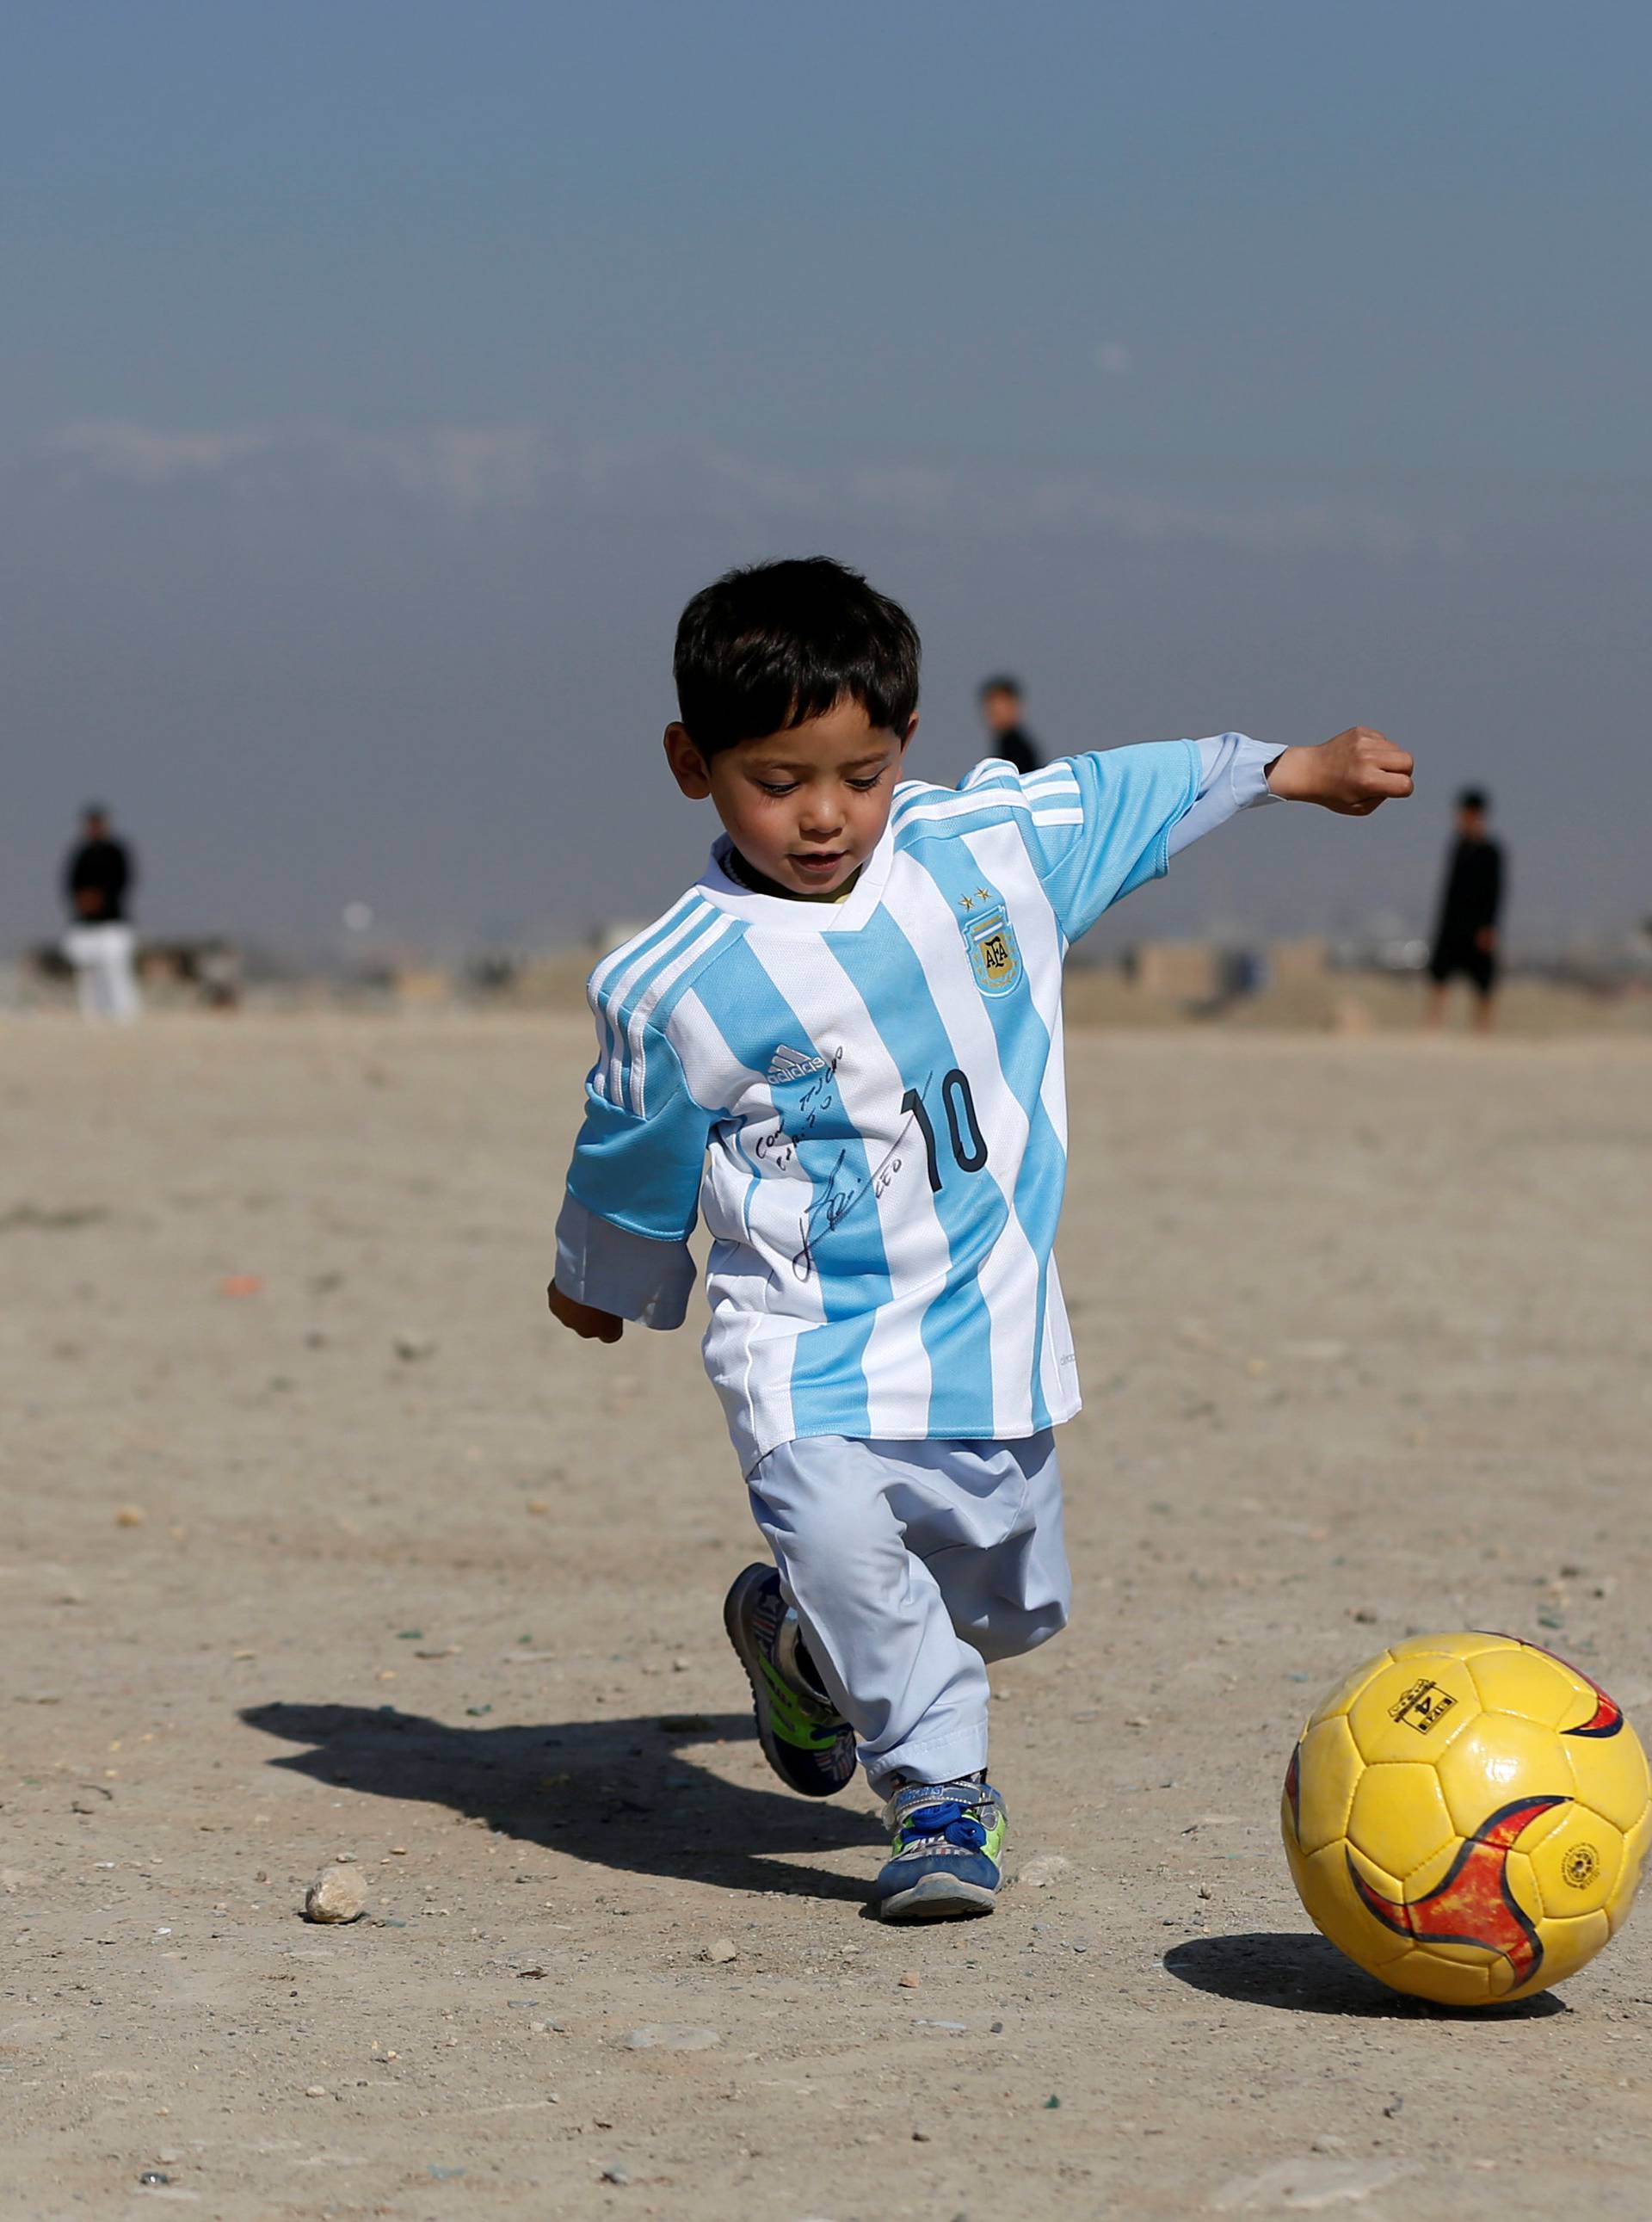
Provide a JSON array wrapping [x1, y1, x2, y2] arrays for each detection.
[[723, 1564, 857, 1798], [872, 1775, 1007, 1921]]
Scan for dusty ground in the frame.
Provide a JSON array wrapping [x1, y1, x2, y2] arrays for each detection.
[[3, 1011, 1651, 2220]]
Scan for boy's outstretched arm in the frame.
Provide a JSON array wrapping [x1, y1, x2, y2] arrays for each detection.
[[1265, 725, 1414, 814]]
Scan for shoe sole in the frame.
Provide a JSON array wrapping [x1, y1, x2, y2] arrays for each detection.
[[723, 1564, 853, 1799], [876, 1871, 998, 1922]]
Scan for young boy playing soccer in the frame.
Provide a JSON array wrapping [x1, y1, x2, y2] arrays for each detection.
[[549, 558, 1412, 1921]]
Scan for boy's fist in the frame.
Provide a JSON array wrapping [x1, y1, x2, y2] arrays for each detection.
[[1267, 727, 1414, 816], [547, 1281, 624, 1342]]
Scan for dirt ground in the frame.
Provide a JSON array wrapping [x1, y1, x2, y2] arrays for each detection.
[[4, 1011, 1651, 2220]]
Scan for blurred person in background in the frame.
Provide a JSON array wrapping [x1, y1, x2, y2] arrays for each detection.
[[62, 804, 142, 1023], [1426, 787, 1504, 1034], [977, 675, 1043, 775]]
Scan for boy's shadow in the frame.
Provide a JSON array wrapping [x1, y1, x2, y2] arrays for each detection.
[[242, 1701, 882, 1904]]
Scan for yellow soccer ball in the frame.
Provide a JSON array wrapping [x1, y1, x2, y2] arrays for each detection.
[[1281, 1633, 1652, 2005]]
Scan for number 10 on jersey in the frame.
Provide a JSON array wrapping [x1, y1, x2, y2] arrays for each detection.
[[900, 1071, 989, 1194]]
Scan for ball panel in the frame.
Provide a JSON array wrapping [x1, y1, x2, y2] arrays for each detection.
[[1346, 1655, 1482, 1766], [1379, 1946, 1492, 2006], [1304, 1649, 1394, 1729], [1291, 1713, 1362, 1855], [1432, 1713, 1572, 1839], [1527, 1808, 1625, 1921], [1388, 1631, 1513, 1665], [1347, 1762, 1455, 1883], [1292, 1840, 1413, 1976], [1505, 1909, 1610, 2000], [1465, 1645, 1575, 1728], [1565, 1724, 1652, 1835]]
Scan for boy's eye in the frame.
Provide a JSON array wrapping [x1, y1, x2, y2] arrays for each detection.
[[848, 774, 885, 791], [755, 781, 797, 797]]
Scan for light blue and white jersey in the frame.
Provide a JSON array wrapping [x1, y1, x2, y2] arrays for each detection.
[[564, 740, 1238, 1472]]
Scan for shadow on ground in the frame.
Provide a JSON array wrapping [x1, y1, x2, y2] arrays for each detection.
[[242, 1702, 882, 1903], [1163, 1931, 1567, 2020]]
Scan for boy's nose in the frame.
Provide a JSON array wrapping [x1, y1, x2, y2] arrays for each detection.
[[798, 793, 844, 835]]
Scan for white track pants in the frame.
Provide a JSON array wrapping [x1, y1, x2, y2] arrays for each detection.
[[64, 924, 141, 1023], [746, 1432, 1070, 1797]]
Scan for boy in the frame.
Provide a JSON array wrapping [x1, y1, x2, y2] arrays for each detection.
[[550, 558, 1412, 1921]]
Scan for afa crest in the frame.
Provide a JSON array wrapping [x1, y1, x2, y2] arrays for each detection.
[[961, 898, 1022, 997]]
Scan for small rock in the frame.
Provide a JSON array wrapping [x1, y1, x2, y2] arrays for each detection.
[[700, 1937, 738, 1964], [138, 2172, 172, 2188], [912, 2128, 931, 2141], [304, 2084, 328, 2098], [394, 1336, 436, 1361], [897, 1969, 921, 1989], [624, 2023, 721, 2052], [601, 2164, 631, 2184], [114, 1506, 147, 1528], [1016, 1854, 1070, 1888], [304, 1863, 368, 1924], [1382, 2096, 1403, 2118], [671, 1656, 691, 1672]]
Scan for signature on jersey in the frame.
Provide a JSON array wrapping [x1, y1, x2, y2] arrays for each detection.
[[790, 1133, 907, 1282]]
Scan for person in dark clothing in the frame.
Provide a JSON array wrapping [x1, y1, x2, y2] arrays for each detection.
[[1427, 787, 1504, 1033], [65, 805, 133, 923], [62, 805, 141, 1021], [977, 675, 1043, 775]]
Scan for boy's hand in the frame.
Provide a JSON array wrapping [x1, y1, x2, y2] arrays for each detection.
[[1267, 727, 1414, 816], [547, 1281, 624, 1342]]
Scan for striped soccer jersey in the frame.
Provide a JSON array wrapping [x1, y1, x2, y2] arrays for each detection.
[[564, 742, 1204, 1473]]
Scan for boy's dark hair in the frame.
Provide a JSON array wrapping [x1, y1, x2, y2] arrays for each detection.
[[1457, 787, 1489, 813], [978, 674, 1022, 700], [673, 558, 920, 756]]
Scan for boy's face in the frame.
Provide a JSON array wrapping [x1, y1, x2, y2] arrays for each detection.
[[666, 697, 916, 898]]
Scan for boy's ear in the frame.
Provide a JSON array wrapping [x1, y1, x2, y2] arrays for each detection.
[[898, 712, 919, 752], [664, 723, 712, 799]]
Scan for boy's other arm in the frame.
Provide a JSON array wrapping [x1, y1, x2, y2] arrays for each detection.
[[551, 991, 713, 1347], [548, 1194, 697, 1342]]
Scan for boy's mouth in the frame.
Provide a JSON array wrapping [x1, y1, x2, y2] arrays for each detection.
[[790, 850, 849, 881]]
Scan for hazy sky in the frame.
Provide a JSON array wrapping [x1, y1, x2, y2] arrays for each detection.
[[5, 2, 1649, 954]]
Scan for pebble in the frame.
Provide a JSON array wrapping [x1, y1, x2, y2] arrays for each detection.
[[1016, 1855, 1070, 1888], [114, 1506, 147, 1528], [624, 2023, 721, 2052], [897, 1970, 921, 1989], [700, 1936, 738, 1964], [304, 1863, 368, 1924], [304, 2085, 328, 2098], [601, 2164, 632, 2184]]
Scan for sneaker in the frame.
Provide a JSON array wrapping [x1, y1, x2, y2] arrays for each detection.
[[723, 1564, 857, 1798], [872, 1775, 1007, 1921]]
